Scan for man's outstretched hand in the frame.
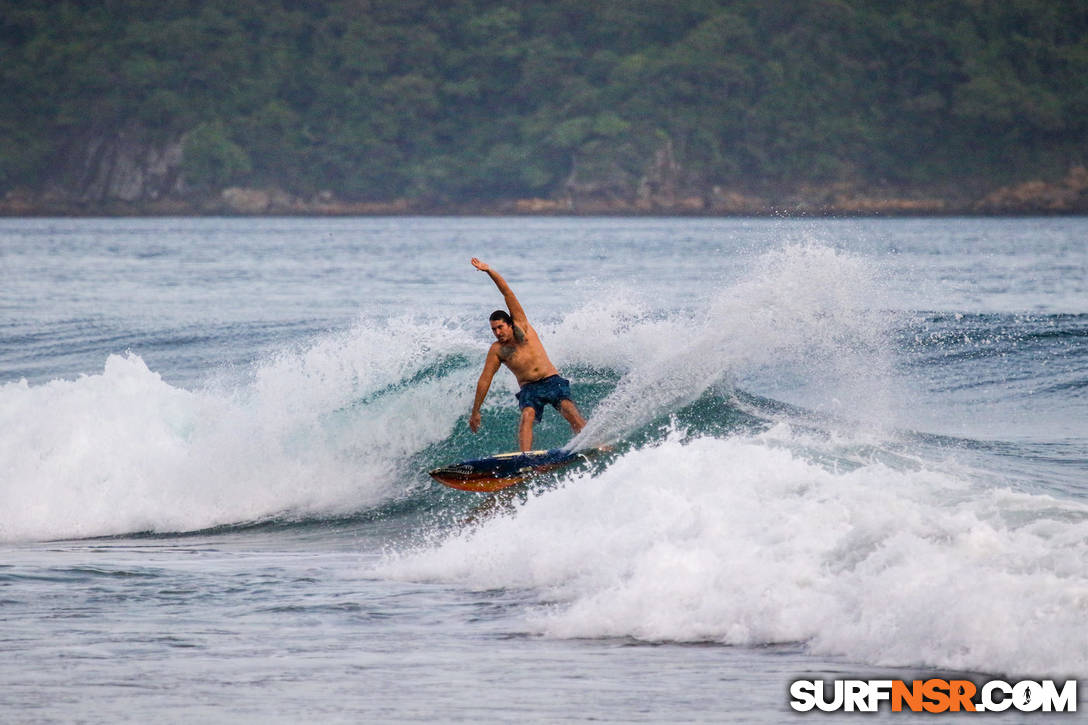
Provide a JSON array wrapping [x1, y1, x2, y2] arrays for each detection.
[[468, 410, 482, 432], [471, 258, 490, 272]]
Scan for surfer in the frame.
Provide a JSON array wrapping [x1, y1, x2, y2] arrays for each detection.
[[468, 258, 586, 451]]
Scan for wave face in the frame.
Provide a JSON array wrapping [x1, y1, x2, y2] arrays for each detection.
[[1, 241, 895, 542]]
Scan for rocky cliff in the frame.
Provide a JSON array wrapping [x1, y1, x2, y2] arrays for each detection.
[[4, 133, 1086, 216], [40, 126, 186, 207]]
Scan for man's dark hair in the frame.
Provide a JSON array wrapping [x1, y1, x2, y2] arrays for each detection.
[[489, 310, 513, 325]]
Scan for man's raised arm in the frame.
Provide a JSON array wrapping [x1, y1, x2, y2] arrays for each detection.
[[471, 258, 527, 327]]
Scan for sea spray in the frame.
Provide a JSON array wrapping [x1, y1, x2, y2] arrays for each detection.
[[570, 244, 897, 449]]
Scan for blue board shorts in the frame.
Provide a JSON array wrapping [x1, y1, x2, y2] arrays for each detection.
[[515, 375, 572, 422]]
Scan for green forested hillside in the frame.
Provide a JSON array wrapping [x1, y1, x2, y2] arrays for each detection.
[[1, 0, 1086, 208]]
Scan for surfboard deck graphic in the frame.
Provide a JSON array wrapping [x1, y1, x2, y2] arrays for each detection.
[[429, 448, 595, 492]]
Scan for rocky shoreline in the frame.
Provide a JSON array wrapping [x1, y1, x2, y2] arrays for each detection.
[[5, 125, 1084, 218], [3, 167, 1086, 218]]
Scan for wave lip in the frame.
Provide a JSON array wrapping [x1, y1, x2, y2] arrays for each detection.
[[383, 430, 1088, 675], [0, 317, 481, 543]]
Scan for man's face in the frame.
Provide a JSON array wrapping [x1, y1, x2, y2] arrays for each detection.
[[490, 319, 513, 343]]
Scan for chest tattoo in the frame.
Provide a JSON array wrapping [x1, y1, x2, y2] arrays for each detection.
[[498, 326, 527, 362]]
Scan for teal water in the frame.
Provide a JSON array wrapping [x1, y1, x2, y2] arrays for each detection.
[[1, 217, 1085, 721]]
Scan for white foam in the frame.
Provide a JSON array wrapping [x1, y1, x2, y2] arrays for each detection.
[[0, 318, 479, 542], [382, 430, 1088, 675]]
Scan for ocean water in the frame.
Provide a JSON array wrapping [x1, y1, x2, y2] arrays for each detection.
[[1, 216, 1085, 722]]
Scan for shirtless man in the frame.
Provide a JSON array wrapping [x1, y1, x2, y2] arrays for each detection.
[[468, 258, 586, 451]]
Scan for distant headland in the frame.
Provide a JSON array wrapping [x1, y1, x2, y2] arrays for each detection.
[[3, 2, 1085, 217]]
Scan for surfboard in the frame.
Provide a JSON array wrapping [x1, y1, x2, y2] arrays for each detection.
[[429, 448, 594, 492]]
